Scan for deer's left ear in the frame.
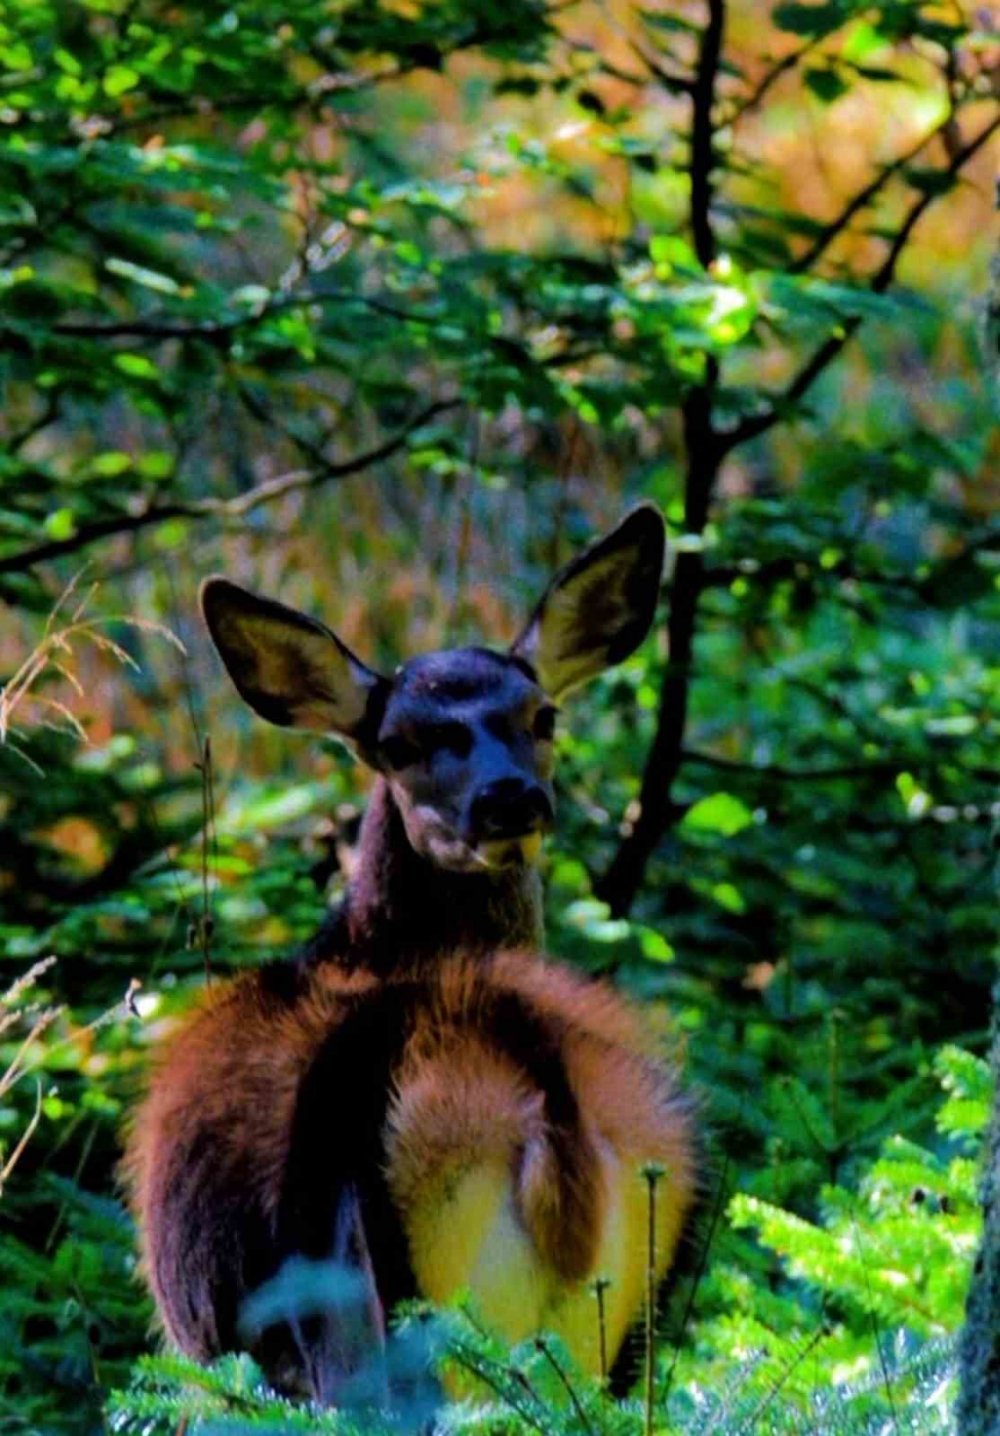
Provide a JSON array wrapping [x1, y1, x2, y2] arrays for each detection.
[[511, 505, 666, 701]]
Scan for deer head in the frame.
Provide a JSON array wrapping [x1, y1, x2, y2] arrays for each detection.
[[201, 506, 665, 877]]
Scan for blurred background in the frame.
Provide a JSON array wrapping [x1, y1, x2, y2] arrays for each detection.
[[0, 0, 996, 1431]]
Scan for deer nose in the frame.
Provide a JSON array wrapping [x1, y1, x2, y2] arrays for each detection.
[[469, 777, 553, 841]]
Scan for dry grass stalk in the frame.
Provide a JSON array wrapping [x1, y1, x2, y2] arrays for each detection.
[[0, 570, 185, 770], [1, 961, 143, 1197], [0, 957, 62, 1198]]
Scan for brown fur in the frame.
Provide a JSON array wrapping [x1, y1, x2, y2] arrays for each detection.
[[124, 949, 695, 1384]]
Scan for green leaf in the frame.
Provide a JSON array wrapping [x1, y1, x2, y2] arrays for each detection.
[[841, 20, 888, 61], [638, 8, 701, 33], [804, 66, 848, 103], [638, 926, 675, 962], [650, 234, 699, 272], [0, 41, 33, 71], [113, 353, 159, 380], [904, 167, 958, 197], [53, 48, 83, 77], [563, 897, 631, 943], [773, 2, 849, 38], [136, 451, 173, 479], [103, 65, 140, 97], [105, 257, 181, 295], [711, 881, 746, 913], [576, 89, 606, 117], [89, 451, 132, 477], [44, 507, 76, 541], [682, 792, 755, 837]]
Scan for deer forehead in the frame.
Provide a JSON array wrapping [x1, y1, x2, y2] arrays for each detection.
[[379, 648, 542, 734]]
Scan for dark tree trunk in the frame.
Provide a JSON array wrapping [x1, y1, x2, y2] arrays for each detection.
[[957, 978, 1000, 1434]]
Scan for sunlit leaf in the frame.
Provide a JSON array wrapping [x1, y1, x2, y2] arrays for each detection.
[[682, 792, 755, 837]]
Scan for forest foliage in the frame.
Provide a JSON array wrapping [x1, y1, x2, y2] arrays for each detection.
[[0, 0, 996, 1432]]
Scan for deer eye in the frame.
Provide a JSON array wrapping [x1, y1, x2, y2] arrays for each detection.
[[381, 734, 421, 771], [533, 706, 557, 742], [420, 721, 472, 759]]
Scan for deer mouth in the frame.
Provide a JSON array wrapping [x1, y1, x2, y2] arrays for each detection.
[[412, 807, 544, 874], [475, 832, 543, 869]]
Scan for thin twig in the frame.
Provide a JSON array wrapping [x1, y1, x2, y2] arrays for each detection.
[[0, 1080, 43, 1198], [851, 1213, 901, 1433], [591, 1277, 611, 1385], [628, 37, 694, 95], [680, 750, 918, 782], [49, 283, 438, 341], [445, 1347, 550, 1436], [722, 113, 1000, 453], [5, 393, 60, 453], [791, 113, 958, 274], [662, 1153, 731, 1403], [195, 736, 216, 984], [642, 1163, 666, 1436], [728, 35, 824, 124], [734, 1325, 828, 1435], [0, 399, 460, 577], [534, 1337, 595, 1435]]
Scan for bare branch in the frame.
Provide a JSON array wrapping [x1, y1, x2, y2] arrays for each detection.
[[721, 112, 1000, 454], [690, 0, 726, 268], [583, 50, 650, 88], [0, 400, 459, 577], [592, 11, 694, 94], [5, 394, 60, 453], [791, 114, 955, 275], [49, 285, 437, 344], [628, 37, 695, 95], [728, 34, 824, 125], [681, 750, 938, 783], [868, 119, 998, 294]]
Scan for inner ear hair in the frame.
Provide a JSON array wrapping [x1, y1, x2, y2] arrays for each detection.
[[200, 577, 386, 736], [510, 505, 666, 700]]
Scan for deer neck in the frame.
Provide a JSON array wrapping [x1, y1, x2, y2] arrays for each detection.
[[342, 778, 544, 970]]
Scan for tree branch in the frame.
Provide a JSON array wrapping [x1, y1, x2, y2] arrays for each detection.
[[0, 400, 458, 578], [48, 284, 438, 344], [682, 750, 925, 783], [703, 527, 999, 599], [720, 112, 999, 454], [791, 114, 955, 275], [4, 394, 60, 453], [627, 38, 695, 96], [728, 35, 824, 125], [597, 46, 994, 916], [689, 0, 725, 269], [597, 0, 726, 917], [103, 62, 420, 139]]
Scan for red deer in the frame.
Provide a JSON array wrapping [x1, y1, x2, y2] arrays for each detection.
[[124, 506, 696, 1408]]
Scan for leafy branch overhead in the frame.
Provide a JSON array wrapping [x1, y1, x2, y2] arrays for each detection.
[[3, 4, 993, 607]]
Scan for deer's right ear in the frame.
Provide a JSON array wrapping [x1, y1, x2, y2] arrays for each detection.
[[200, 578, 387, 739]]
